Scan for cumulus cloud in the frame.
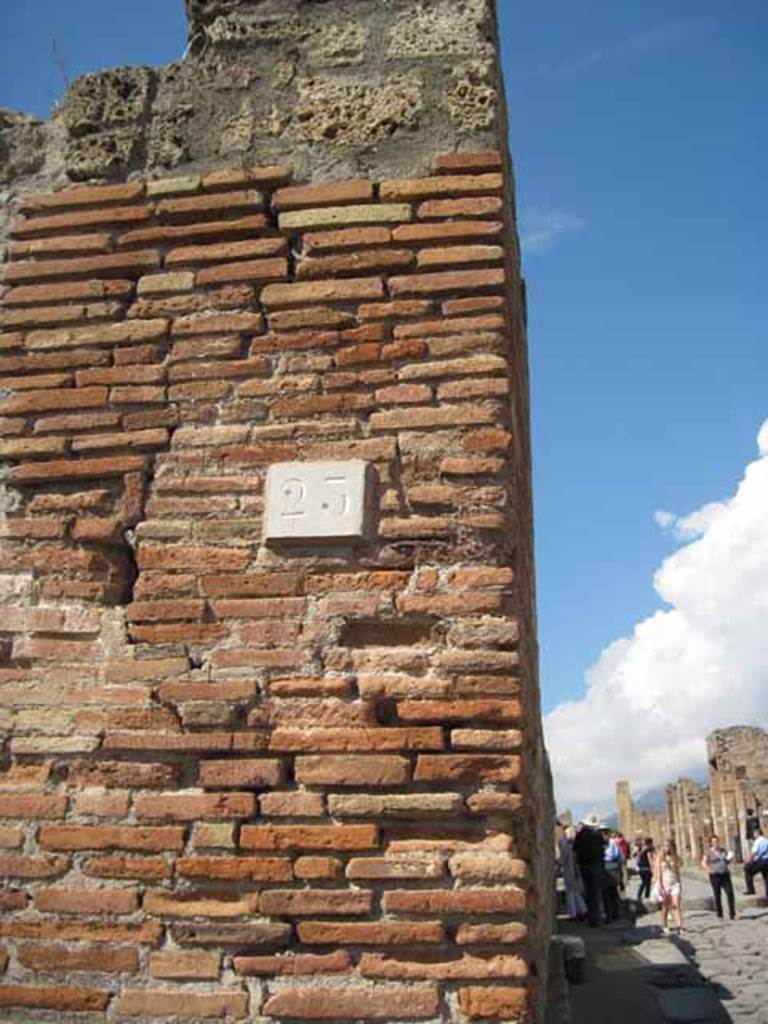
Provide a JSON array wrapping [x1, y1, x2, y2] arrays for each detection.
[[519, 207, 586, 254], [545, 419, 768, 814]]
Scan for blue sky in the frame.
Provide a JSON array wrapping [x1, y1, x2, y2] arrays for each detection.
[[2, 4, 766, 796]]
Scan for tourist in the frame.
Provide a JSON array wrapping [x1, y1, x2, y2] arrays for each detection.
[[559, 825, 587, 920], [615, 831, 630, 889], [573, 814, 607, 927], [745, 808, 760, 841], [701, 834, 735, 920], [743, 826, 768, 897], [602, 830, 624, 920], [654, 839, 684, 935], [636, 837, 654, 901]]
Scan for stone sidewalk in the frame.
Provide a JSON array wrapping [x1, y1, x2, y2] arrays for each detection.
[[551, 878, 768, 1024]]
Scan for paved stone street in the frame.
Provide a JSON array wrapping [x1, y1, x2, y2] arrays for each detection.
[[553, 875, 768, 1024]]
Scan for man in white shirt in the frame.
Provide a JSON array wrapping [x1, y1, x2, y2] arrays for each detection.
[[743, 828, 768, 896]]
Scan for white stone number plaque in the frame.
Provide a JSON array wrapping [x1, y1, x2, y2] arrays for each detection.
[[264, 461, 369, 542]]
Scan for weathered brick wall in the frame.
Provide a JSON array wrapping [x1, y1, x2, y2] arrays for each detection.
[[0, 2, 553, 1020]]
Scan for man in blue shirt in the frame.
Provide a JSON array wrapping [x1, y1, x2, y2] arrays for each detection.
[[743, 828, 768, 896]]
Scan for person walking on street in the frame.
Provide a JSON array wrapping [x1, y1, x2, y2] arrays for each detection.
[[602, 830, 623, 921], [654, 839, 684, 935], [743, 827, 768, 897], [702, 834, 735, 920], [636, 837, 654, 901], [573, 815, 607, 928]]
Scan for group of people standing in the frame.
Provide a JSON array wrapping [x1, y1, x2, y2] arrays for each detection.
[[558, 816, 768, 935]]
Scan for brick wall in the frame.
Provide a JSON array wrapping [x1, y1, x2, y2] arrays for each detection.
[[0, 1, 554, 1019], [0, 152, 551, 1021]]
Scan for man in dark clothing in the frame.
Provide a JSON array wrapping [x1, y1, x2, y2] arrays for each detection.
[[573, 817, 607, 927], [745, 809, 760, 842]]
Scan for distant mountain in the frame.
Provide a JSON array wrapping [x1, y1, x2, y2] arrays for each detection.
[[633, 785, 668, 812]]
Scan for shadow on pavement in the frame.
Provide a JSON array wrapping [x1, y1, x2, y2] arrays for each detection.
[[557, 912, 734, 1024]]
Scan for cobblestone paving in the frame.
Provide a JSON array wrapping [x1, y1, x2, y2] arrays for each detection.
[[648, 906, 768, 1023]]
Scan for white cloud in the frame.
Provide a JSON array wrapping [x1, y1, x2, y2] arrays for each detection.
[[519, 207, 586, 254], [545, 419, 768, 813], [530, 21, 701, 78]]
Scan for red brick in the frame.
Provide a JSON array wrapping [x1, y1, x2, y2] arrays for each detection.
[[417, 196, 503, 219], [167, 237, 286, 266], [35, 886, 138, 915], [18, 943, 139, 973], [398, 699, 521, 723], [467, 792, 524, 814], [381, 173, 502, 202], [455, 922, 528, 945], [104, 656, 189, 682], [0, 854, 69, 879], [197, 256, 287, 286], [297, 921, 444, 945], [199, 760, 284, 788], [274, 179, 373, 210], [298, 249, 413, 279], [21, 181, 144, 212], [177, 856, 292, 881], [39, 824, 185, 851], [133, 791, 254, 821], [137, 544, 249, 571], [392, 221, 503, 245], [116, 989, 248, 1019], [443, 295, 504, 315], [436, 150, 502, 173], [240, 824, 378, 851], [171, 311, 263, 336], [171, 921, 290, 947], [269, 727, 442, 752], [11, 204, 150, 237], [11, 453, 146, 484], [260, 889, 371, 916], [370, 404, 495, 432], [0, 384, 107, 416], [0, 825, 23, 848], [117, 213, 269, 248], [0, 918, 161, 945], [258, 793, 325, 819], [0, 984, 110, 1013], [346, 856, 444, 881], [262, 987, 439, 1019], [2, 249, 160, 284], [417, 243, 503, 268], [261, 277, 384, 307], [389, 268, 505, 297], [458, 986, 529, 1019], [461, 427, 512, 451], [293, 855, 341, 879], [150, 949, 221, 979], [295, 755, 410, 786], [358, 952, 527, 979], [394, 313, 504, 339], [414, 753, 520, 783], [234, 950, 351, 975], [2, 279, 132, 306], [0, 793, 67, 819], [383, 888, 525, 914], [202, 164, 291, 189], [304, 226, 392, 252], [144, 890, 260, 917], [156, 189, 263, 218], [83, 855, 172, 880]]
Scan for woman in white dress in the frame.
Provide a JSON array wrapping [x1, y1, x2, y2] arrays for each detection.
[[653, 839, 684, 935]]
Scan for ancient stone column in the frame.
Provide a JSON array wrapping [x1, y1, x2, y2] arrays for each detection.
[[0, 1, 553, 1019]]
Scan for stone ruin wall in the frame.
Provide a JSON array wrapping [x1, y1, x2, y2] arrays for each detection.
[[708, 726, 768, 860], [0, 1, 554, 1020]]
